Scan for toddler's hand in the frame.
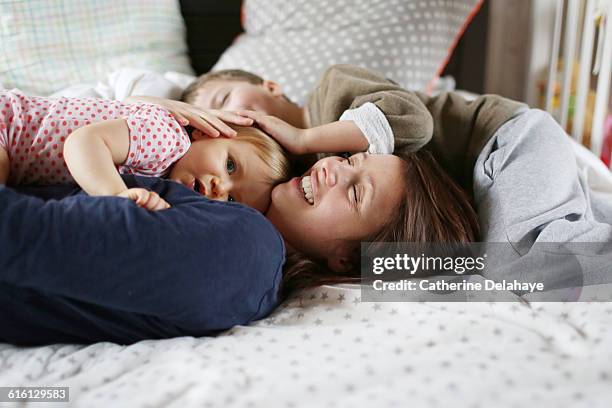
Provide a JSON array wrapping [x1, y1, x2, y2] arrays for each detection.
[[117, 188, 171, 211], [235, 110, 308, 155], [0, 146, 9, 185]]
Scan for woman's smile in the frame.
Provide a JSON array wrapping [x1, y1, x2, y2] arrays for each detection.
[[291, 176, 310, 205]]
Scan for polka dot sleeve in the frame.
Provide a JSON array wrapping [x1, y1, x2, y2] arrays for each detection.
[[122, 104, 190, 177]]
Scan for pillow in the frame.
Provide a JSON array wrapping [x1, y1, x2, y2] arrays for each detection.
[[0, 0, 194, 96], [213, 0, 483, 105]]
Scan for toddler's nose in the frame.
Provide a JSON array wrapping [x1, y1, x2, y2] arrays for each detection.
[[210, 176, 230, 199]]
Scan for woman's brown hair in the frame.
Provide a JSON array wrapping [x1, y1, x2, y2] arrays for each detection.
[[279, 150, 479, 299]]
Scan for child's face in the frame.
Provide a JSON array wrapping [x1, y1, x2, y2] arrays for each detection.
[[191, 79, 284, 116], [169, 137, 274, 213]]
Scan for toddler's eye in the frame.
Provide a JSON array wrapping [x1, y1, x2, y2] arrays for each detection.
[[226, 157, 236, 174], [228, 195, 235, 202]]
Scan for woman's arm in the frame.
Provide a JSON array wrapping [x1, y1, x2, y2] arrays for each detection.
[[0, 146, 9, 184], [63, 119, 169, 210]]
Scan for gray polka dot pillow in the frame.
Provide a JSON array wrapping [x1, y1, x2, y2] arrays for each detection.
[[213, 0, 482, 104]]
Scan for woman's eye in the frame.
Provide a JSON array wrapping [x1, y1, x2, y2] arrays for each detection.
[[226, 157, 236, 174], [228, 195, 235, 202]]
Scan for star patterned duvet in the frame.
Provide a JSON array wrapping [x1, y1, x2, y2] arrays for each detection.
[[1, 284, 611, 408]]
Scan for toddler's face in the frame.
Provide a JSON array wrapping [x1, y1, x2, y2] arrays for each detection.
[[169, 137, 273, 213], [191, 79, 281, 115]]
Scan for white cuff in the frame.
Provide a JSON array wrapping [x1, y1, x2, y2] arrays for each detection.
[[339, 102, 395, 154]]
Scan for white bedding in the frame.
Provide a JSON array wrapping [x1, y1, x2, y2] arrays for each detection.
[[45, 68, 195, 102], [1, 286, 611, 408]]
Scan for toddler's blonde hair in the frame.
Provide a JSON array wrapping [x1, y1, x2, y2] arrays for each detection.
[[230, 124, 290, 186]]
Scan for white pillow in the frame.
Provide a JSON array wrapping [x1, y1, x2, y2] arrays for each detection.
[[213, 0, 482, 105], [0, 0, 193, 96]]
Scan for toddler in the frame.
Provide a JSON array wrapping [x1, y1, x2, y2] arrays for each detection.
[[0, 90, 289, 212]]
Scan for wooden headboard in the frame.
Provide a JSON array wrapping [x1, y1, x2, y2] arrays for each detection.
[[178, 0, 488, 93]]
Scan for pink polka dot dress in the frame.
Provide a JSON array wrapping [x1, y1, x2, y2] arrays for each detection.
[[0, 89, 190, 185]]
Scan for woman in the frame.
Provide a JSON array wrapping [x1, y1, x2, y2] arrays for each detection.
[[0, 149, 476, 345], [269, 151, 477, 297]]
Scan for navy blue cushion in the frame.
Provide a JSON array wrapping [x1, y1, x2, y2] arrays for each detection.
[[0, 176, 285, 345]]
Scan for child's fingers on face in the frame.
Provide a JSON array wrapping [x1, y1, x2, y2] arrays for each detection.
[[176, 113, 189, 126], [201, 113, 235, 137], [171, 112, 189, 126], [219, 111, 253, 126], [235, 110, 259, 120], [192, 118, 220, 137]]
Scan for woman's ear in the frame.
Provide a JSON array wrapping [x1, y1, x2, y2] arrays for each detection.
[[263, 80, 284, 97], [326, 244, 354, 273], [327, 256, 352, 273]]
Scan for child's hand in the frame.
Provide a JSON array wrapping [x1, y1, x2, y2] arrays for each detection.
[[0, 146, 9, 185], [117, 188, 171, 211], [125, 96, 253, 137], [236, 110, 309, 155]]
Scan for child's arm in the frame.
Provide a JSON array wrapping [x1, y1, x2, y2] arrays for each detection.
[[301, 121, 369, 154], [236, 111, 368, 155], [0, 146, 9, 185], [63, 119, 170, 211]]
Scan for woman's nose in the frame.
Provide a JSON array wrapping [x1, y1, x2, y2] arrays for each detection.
[[320, 157, 353, 187]]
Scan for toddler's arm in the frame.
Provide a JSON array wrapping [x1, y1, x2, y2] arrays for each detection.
[[0, 147, 8, 185], [63, 119, 170, 210], [63, 119, 131, 196]]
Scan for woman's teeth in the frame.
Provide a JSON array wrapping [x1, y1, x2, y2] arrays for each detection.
[[301, 176, 314, 205]]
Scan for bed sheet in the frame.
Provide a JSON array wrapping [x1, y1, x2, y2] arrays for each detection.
[[0, 284, 611, 408]]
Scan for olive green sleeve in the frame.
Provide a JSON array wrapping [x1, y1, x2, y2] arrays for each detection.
[[308, 64, 433, 154]]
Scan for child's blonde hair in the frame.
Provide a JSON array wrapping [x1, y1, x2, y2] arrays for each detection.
[[230, 124, 290, 186]]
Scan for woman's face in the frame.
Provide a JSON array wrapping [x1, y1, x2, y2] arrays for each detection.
[[266, 153, 406, 269]]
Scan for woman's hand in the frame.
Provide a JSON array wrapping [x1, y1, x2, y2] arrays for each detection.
[[236, 110, 309, 155], [125, 95, 253, 138], [117, 188, 171, 211]]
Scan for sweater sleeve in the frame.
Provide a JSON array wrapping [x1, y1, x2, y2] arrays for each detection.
[[308, 64, 434, 154], [0, 182, 284, 334], [339, 102, 395, 154]]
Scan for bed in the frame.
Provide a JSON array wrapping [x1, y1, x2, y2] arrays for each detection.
[[1, 284, 612, 407], [1, 1, 611, 407]]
